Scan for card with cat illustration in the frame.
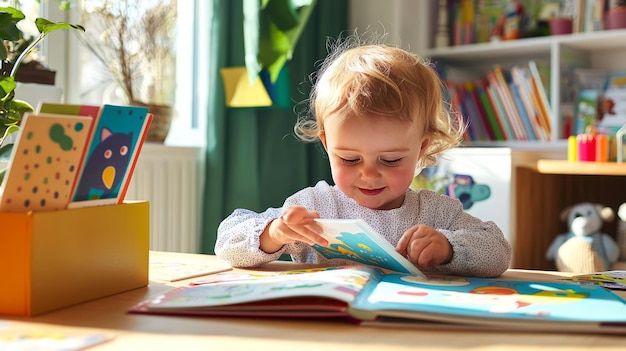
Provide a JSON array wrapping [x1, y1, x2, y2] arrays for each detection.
[[68, 104, 151, 208], [0, 113, 93, 212]]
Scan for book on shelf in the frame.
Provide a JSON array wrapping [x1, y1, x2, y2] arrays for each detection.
[[528, 60, 553, 137], [311, 219, 425, 277], [583, 0, 606, 32], [443, 80, 472, 142], [464, 81, 496, 141], [512, 65, 551, 141], [436, 60, 556, 142], [473, 79, 506, 141], [459, 82, 491, 141], [575, 89, 600, 134], [493, 64, 530, 141], [599, 70, 626, 135], [509, 79, 538, 141], [480, 78, 515, 140], [129, 265, 626, 335], [487, 69, 526, 140]]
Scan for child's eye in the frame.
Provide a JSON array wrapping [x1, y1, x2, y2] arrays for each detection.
[[340, 157, 360, 165], [379, 158, 402, 166]]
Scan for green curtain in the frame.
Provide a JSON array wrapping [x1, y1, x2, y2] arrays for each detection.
[[200, 0, 349, 254]]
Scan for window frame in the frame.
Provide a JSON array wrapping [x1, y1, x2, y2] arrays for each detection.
[[42, 0, 207, 147]]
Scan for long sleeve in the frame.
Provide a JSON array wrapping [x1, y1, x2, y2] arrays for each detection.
[[411, 190, 512, 278], [215, 207, 286, 267], [215, 181, 512, 277]]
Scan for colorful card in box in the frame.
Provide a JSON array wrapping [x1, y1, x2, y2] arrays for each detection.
[[37, 102, 101, 118], [0, 113, 93, 212], [69, 104, 151, 208]]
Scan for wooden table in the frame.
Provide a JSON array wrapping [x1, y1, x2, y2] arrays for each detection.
[[2, 251, 625, 350]]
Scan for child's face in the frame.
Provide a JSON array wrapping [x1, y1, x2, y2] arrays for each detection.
[[320, 115, 428, 210]]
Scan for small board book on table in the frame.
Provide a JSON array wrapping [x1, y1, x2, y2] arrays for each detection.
[[129, 266, 626, 334]]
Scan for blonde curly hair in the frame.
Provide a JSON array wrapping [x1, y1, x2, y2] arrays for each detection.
[[294, 34, 464, 169]]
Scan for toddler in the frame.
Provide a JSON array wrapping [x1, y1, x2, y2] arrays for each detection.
[[215, 35, 512, 277]]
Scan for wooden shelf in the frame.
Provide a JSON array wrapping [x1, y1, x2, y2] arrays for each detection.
[[536, 160, 626, 176]]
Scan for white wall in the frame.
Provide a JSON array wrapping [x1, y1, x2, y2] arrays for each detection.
[[349, 0, 429, 52]]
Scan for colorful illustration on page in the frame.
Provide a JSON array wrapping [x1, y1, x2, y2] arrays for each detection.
[[359, 275, 626, 322], [71, 105, 148, 203], [0, 114, 92, 212], [313, 230, 405, 272]]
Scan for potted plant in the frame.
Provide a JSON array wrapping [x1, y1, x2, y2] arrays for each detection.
[[77, 0, 177, 142], [0, 6, 84, 182]]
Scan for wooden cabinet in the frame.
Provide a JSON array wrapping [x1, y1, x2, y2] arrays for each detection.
[[513, 161, 626, 269]]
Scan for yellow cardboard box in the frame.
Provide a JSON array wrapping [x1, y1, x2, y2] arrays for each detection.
[[0, 201, 149, 316]]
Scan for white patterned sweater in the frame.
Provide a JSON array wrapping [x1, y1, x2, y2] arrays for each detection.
[[215, 181, 512, 277]]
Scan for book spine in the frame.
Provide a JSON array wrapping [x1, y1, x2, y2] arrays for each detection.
[[474, 79, 505, 141], [511, 66, 549, 141], [464, 80, 495, 140], [528, 60, 553, 138], [509, 81, 537, 141], [484, 79, 514, 140], [445, 80, 471, 142], [487, 71, 524, 140], [496, 65, 530, 140], [460, 84, 491, 141]]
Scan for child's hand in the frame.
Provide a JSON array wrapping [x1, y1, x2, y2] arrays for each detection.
[[259, 206, 326, 253], [396, 224, 453, 268]]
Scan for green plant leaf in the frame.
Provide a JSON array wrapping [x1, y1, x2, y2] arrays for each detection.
[[259, 0, 315, 82], [0, 134, 13, 184], [0, 6, 83, 138], [11, 99, 34, 114], [0, 142, 13, 161], [0, 11, 23, 41], [35, 18, 85, 35], [0, 76, 16, 101]]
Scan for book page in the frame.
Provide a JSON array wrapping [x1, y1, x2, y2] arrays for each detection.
[[352, 273, 626, 326], [149, 260, 232, 282], [313, 219, 425, 277], [132, 267, 378, 312]]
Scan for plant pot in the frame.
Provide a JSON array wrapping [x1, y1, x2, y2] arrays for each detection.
[[131, 101, 173, 143], [606, 7, 626, 30], [1, 60, 56, 85], [549, 17, 573, 35]]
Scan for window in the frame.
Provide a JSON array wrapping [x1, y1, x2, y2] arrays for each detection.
[[8, 0, 208, 147]]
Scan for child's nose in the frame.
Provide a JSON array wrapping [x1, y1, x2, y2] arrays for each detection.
[[360, 162, 380, 179]]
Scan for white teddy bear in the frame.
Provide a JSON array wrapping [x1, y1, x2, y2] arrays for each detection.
[[546, 202, 620, 273]]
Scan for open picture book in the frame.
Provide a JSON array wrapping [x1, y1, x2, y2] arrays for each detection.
[[129, 266, 626, 334], [312, 218, 424, 277]]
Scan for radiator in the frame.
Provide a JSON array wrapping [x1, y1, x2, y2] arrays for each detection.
[[125, 144, 203, 253]]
